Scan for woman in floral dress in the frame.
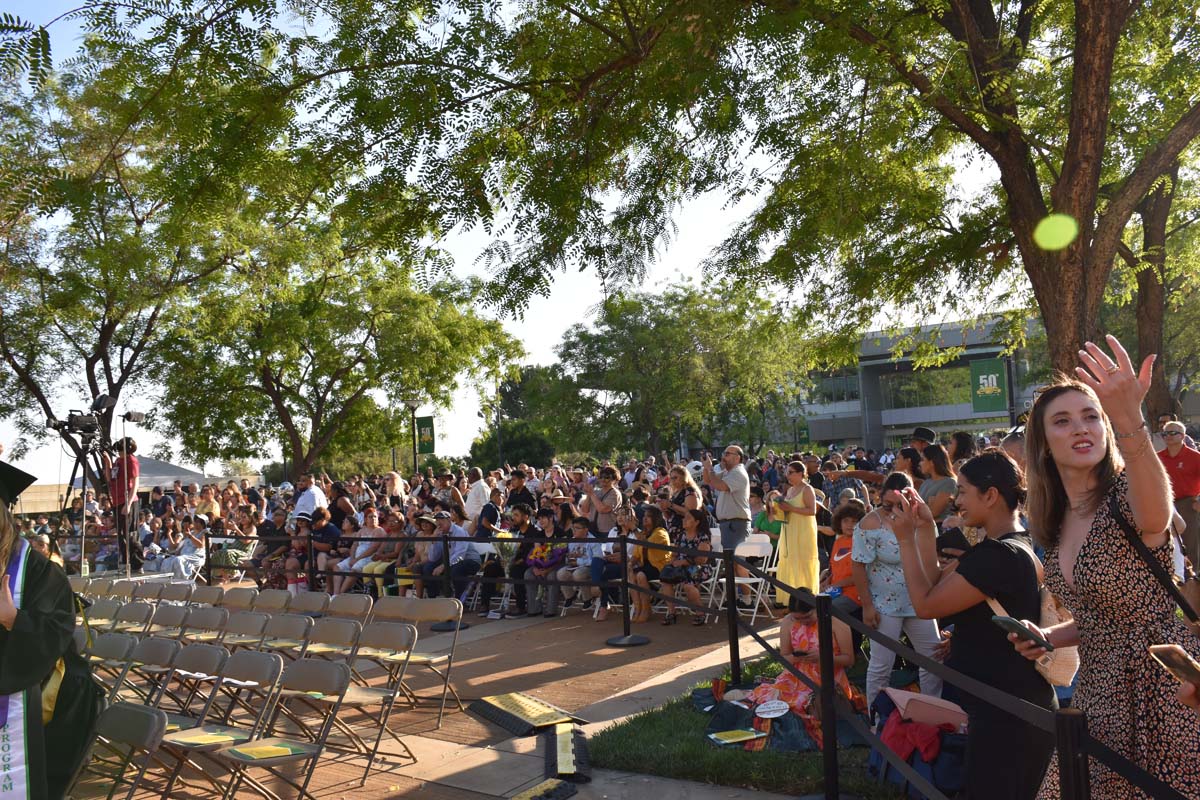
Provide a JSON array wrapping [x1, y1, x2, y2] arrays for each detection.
[[1014, 336, 1200, 798], [659, 508, 713, 625]]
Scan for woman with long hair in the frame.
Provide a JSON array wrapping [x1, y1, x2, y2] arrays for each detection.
[[888, 450, 1055, 798], [630, 506, 671, 622], [1012, 336, 1200, 797], [948, 431, 979, 469], [918, 443, 957, 524], [658, 508, 713, 625], [767, 461, 820, 603], [893, 447, 926, 485], [0, 463, 99, 799], [658, 465, 701, 541]]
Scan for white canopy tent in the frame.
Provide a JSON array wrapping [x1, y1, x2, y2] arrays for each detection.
[[70, 456, 207, 490]]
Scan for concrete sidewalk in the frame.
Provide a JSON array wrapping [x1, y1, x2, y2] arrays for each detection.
[[377, 620, 785, 799]]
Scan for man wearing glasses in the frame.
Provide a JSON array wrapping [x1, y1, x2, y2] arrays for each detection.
[[1154, 412, 1197, 451], [1157, 420, 1200, 563], [703, 446, 751, 551]]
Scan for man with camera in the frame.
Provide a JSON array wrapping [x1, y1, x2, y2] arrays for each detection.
[[102, 436, 142, 572]]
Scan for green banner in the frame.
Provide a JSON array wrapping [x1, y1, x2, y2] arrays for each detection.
[[970, 357, 1009, 414], [795, 423, 810, 444], [416, 416, 436, 454]]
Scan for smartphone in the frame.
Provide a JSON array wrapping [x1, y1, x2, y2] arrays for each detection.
[[937, 528, 972, 559], [1149, 644, 1200, 684], [991, 615, 1055, 651]]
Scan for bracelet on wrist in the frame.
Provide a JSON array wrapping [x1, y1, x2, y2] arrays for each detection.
[[1113, 419, 1147, 439]]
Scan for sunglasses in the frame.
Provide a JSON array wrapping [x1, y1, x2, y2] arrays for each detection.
[[1164, 431, 1184, 437]]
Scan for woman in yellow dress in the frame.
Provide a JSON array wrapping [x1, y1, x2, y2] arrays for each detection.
[[768, 461, 819, 604]]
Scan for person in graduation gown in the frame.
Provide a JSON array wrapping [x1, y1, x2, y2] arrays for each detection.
[[0, 460, 103, 800]]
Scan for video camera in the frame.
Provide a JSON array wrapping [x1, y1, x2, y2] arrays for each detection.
[[46, 394, 119, 453]]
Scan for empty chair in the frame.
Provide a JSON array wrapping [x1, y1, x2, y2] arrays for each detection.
[[190, 585, 224, 606], [108, 601, 154, 635], [299, 617, 361, 660], [158, 582, 195, 605], [327, 592, 372, 621], [219, 611, 270, 650], [108, 636, 182, 702], [149, 642, 230, 717], [84, 597, 122, 628], [251, 589, 291, 614], [369, 596, 465, 726], [86, 577, 114, 599], [159, 649, 286, 797], [69, 575, 89, 594], [67, 702, 168, 800], [212, 659, 351, 800], [257, 614, 314, 652], [144, 604, 189, 638], [328, 621, 419, 780], [219, 587, 258, 612], [109, 580, 136, 602], [85, 632, 138, 690], [288, 591, 330, 617], [181, 606, 230, 644], [132, 582, 164, 603]]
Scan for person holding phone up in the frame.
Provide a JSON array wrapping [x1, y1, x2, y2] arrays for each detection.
[[1011, 336, 1200, 797], [888, 451, 1055, 799]]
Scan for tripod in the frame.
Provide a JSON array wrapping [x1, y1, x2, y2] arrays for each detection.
[[60, 434, 109, 578]]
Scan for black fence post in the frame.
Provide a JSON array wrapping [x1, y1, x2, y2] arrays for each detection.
[[203, 529, 212, 587], [724, 548, 741, 685], [1056, 708, 1092, 800], [815, 592, 840, 800], [607, 534, 649, 647]]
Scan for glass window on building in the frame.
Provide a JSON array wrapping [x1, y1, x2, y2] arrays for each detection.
[[810, 370, 860, 404], [880, 366, 972, 410]]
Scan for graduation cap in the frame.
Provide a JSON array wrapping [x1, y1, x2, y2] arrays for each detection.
[[0, 461, 36, 506]]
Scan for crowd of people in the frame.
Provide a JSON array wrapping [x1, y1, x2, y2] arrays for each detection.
[[9, 336, 1200, 798]]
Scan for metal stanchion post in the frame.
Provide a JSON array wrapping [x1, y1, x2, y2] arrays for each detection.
[[724, 548, 741, 684], [607, 534, 649, 647], [1056, 708, 1092, 800], [432, 532, 469, 632], [203, 529, 212, 586], [816, 593, 841, 800]]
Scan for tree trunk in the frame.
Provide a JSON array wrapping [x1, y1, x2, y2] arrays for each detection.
[[1134, 165, 1179, 420], [1026, 248, 1102, 375]]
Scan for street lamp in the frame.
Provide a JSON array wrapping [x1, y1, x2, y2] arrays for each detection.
[[404, 399, 420, 473], [671, 411, 683, 461]]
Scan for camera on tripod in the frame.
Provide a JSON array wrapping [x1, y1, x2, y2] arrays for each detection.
[[46, 394, 119, 452]]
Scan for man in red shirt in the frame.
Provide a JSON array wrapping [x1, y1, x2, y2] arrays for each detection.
[[103, 437, 142, 572], [1157, 421, 1200, 565]]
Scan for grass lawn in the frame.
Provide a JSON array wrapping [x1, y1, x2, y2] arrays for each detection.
[[589, 657, 902, 799]]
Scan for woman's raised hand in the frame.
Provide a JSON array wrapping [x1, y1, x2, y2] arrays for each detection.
[[1075, 334, 1154, 433]]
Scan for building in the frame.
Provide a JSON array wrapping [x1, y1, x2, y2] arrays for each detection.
[[793, 320, 1198, 451]]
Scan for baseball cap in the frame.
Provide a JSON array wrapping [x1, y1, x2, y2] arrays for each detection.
[[433, 510, 451, 520]]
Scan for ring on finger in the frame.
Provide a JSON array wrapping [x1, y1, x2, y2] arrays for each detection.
[[1105, 365, 1120, 375]]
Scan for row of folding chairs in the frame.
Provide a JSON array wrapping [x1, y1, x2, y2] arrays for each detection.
[[73, 580, 347, 616], [71, 632, 417, 799], [80, 595, 466, 727]]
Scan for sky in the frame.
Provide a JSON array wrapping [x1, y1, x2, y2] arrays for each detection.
[[0, 1, 997, 486]]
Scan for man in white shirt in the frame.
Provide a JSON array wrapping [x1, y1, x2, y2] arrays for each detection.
[[293, 472, 328, 519], [464, 467, 491, 533]]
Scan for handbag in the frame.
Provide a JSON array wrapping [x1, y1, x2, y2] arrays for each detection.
[[985, 543, 1080, 687], [1108, 493, 1200, 626]]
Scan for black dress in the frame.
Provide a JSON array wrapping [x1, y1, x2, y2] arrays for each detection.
[[1, 541, 102, 799], [945, 533, 1057, 799]]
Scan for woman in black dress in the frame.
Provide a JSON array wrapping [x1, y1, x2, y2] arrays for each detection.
[[887, 450, 1055, 799]]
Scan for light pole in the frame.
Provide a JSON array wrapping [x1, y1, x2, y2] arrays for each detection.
[[405, 399, 420, 473], [671, 411, 683, 461]]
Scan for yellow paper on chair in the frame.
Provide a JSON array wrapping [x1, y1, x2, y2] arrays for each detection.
[[174, 733, 235, 745], [235, 745, 294, 759]]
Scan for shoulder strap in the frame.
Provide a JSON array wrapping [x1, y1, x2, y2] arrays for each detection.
[[1108, 493, 1200, 623]]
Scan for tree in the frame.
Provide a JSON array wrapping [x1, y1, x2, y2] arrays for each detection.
[[550, 281, 816, 454], [157, 218, 522, 482], [469, 419, 556, 469], [496, 365, 609, 455]]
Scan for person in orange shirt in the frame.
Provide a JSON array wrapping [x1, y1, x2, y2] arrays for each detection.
[[823, 499, 867, 622], [1157, 420, 1200, 564]]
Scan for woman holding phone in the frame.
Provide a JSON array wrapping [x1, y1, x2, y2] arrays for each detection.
[[888, 450, 1055, 798], [1012, 336, 1200, 796]]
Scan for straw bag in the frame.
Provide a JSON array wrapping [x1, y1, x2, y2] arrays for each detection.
[[985, 545, 1080, 687]]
